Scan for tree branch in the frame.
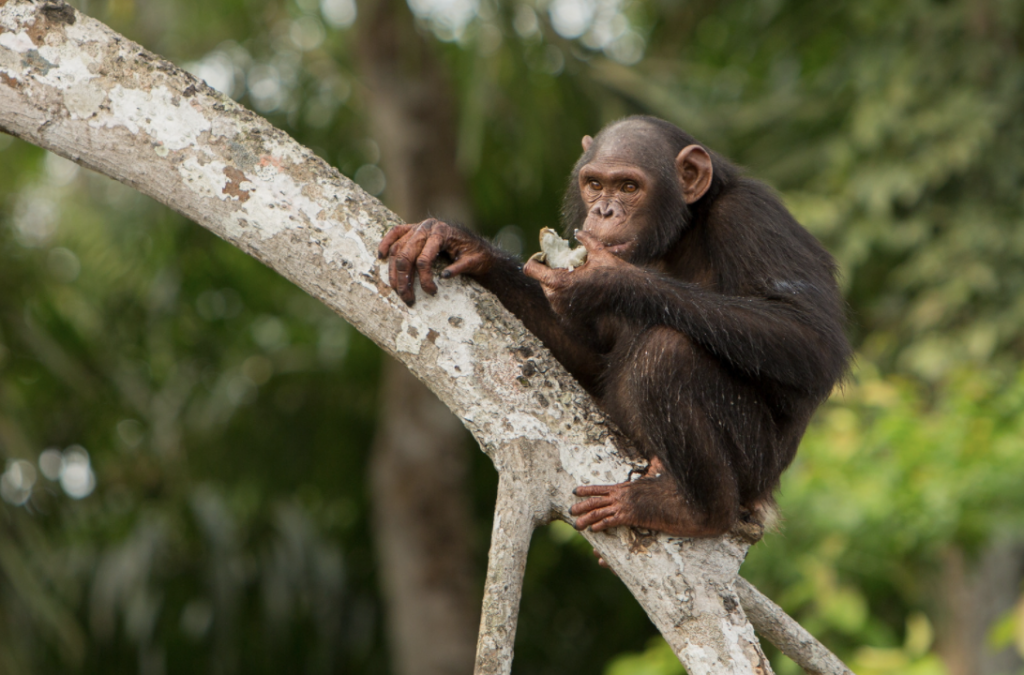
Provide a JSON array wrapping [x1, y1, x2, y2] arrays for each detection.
[[474, 468, 544, 674], [0, 3, 854, 674], [736, 578, 855, 675]]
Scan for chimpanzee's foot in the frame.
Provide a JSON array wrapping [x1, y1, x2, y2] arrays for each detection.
[[570, 473, 728, 537]]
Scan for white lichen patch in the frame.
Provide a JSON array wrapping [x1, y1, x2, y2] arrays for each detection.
[[177, 151, 335, 249], [395, 315, 428, 354], [462, 407, 551, 450], [253, 160, 281, 183], [0, 41, 24, 77], [323, 216, 376, 268], [664, 552, 700, 608], [101, 85, 210, 151], [37, 52, 95, 88], [63, 79, 106, 118], [178, 155, 232, 201], [211, 115, 242, 139], [501, 412, 552, 441], [237, 169, 323, 236], [409, 287, 483, 378], [721, 619, 761, 667], [3, 14, 101, 90], [382, 280, 484, 379], [559, 438, 630, 486], [0, 31, 34, 53], [680, 643, 718, 675]]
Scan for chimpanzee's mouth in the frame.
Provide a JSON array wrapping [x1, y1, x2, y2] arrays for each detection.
[[600, 241, 634, 257]]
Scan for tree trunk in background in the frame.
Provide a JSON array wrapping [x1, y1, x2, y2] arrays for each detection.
[[937, 541, 1024, 675], [356, 1, 479, 673], [369, 362, 478, 675]]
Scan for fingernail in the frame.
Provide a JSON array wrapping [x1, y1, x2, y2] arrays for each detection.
[[441, 271, 451, 279], [571, 487, 578, 495]]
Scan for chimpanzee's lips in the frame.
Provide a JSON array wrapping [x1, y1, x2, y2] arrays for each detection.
[[577, 229, 633, 256], [592, 240, 633, 259]]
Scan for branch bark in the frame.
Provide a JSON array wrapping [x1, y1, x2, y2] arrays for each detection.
[[0, 3, 854, 674]]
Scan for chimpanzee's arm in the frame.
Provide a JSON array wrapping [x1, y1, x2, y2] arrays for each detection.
[[559, 266, 849, 395], [379, 220, 606, 390], [475, 254, 606, 390]]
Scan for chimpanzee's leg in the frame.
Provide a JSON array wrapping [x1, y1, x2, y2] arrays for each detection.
[[572, 326, 775, 537]]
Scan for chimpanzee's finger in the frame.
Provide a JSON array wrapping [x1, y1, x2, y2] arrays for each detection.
[[389, 227, 416, 294], [523, 258, 565, 289], [572, 484, 613, 497], [440, 252, 486, 280], [416, 232, 445, 295], [389, 237, 405, 296], [574, 230, 606, 251], [378, 224, 412, 259], [570, 495, 614, 516], [573, 505, 619, 531], [588, 509, 626, 532], [392, 224, 431, 305]]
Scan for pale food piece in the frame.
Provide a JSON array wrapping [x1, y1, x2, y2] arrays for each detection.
[[529, 227, 589, 270]]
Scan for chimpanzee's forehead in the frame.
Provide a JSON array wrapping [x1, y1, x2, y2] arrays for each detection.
[[592, 120, 672, 165]]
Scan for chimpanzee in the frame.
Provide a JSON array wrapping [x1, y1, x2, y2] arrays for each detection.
[[378, 116, 851, 538]]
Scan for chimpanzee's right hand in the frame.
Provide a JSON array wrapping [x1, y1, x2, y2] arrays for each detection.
[[377, 218, 496, 306]]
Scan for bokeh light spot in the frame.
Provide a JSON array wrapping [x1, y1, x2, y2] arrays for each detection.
[[47, 247, 81, 283], [320, 0, 356, 28], [549, 0, 595, 39], [45, 152, 79, 187], [187, 50, 237, 95], [1, 460, 37, 506], [242, 355, 274, 386], [38, 448, 64, 480], [354, 165, 386, 196], [59, 445, 96, 499], [252, 316, 290, 352], [117, 419, 145, 448], [290, 16, 325, 51]]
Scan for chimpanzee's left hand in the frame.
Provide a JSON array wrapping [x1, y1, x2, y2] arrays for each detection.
[[523, 231, 633, 315], [377, 218, 497, 306]]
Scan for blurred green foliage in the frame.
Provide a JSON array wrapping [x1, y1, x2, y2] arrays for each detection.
[[0, 141, 388, 673], [750, 365, 1024, 674], [2, 0, 1024, 673]]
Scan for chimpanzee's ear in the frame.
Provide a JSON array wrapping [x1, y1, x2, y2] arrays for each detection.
[[581, 135, 593, 152], [675, 145, 713, 204]]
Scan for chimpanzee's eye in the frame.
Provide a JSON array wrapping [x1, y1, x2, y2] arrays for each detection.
[[623, 182, 638, 193]]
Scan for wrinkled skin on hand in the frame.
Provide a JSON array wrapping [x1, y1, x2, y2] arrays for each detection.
[[377, 218, 497, 306]]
